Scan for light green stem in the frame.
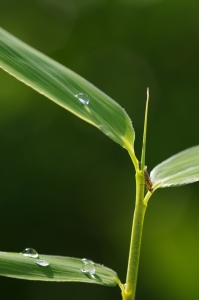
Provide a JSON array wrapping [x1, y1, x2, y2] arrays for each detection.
[[141, 87, 149, 171], [121, 89, 150, 300], [123, 171, 147, 300]]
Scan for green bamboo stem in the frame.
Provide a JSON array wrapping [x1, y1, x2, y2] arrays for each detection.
[[123, 171, 147, 300], [122, 89, 150, 300]]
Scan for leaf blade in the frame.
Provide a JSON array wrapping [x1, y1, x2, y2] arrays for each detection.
[[150, 146, 199, 189], [0, 252, 119, 287], [0, 27, 135, 151]]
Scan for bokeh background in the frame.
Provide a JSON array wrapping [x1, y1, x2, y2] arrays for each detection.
[[1, 0, 199, 299]]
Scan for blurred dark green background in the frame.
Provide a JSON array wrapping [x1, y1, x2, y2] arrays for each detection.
[[1, 0, 199, 299]]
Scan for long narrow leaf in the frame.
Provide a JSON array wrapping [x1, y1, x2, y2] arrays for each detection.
[[150, 146, 199, 189], [0, 27, 135, 152], [0, 252, 119, 287]]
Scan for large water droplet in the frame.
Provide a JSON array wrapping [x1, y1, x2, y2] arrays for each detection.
[[21, 248, 39, 258], [76, 93, 90, 105], [35, 259, 49, 267], [81, 258, 96, 275]]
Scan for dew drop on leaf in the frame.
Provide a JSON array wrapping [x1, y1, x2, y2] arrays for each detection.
[[99, 124, 119, 144], [20, 248, 39, 258], [35, 259, 49, 267], [81, 258, 96, 275], [76, 93, 90, 105]]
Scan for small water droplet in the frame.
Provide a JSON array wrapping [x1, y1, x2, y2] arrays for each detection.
[[99, 125, 119, 144], [21, 248, 39, 258], [35, 259, 49, 267], [76, 93, 90, 105], [81, 258, 96, 275], [99, 125, 110, 136]]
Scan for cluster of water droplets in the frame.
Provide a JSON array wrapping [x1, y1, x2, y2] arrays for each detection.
[[76, 93, 90, 105], [20, 248, 49, 267], [21, 248, 97, 277], [81, 258, 96, 276]]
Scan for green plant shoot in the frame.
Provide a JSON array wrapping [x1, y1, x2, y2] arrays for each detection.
[[1, 28, 199, 300]]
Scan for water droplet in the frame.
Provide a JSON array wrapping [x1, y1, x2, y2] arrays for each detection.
[[99, 125, 110, 136], [81, 258, 96, 275], [76, 93, 90, 105], [35, 259, 49, 267], [21, 248, 39, 258]]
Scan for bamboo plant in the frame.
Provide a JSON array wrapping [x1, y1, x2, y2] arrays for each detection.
[[0, 27, 199, 300]]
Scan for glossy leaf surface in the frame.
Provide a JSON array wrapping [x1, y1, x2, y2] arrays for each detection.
[[0, 27, 135, 151], [0, 252, 119, 287], [150, 146, 199, 189]]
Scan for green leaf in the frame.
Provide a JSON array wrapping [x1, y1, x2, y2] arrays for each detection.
[[0, 252, 119, 287], [150, 146, 199, 189], [0, 27, 135, 152]]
